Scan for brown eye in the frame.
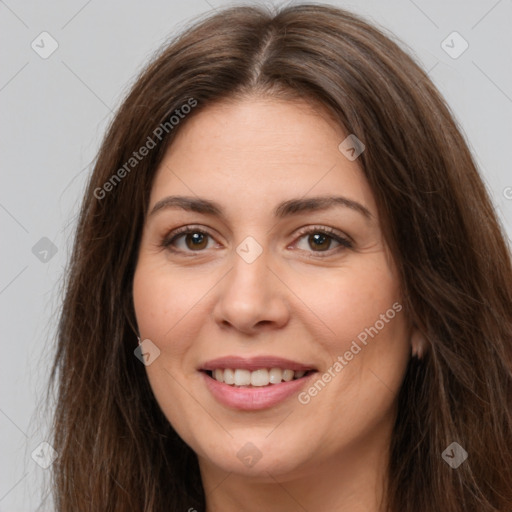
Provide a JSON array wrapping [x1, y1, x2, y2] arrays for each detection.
[[162, 227, 214, 253], [307, 232, 332, 251], [183, 232, 209, 250], [162, 225, 352, 257], [294, 227, 352, 256]]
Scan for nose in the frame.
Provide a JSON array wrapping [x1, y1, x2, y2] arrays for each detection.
[[212, 247, 290, 335]]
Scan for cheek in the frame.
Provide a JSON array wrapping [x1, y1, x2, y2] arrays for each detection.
[[132, 260, 203, 426], [295, 255, 401, 347], [132, 259, 197, 355], [293, 261, 409, 448]]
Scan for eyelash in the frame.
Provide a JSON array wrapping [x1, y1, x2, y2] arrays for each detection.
[[160, 225, 353, 258]]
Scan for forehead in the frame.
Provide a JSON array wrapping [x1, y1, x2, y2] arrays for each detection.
[[149, 96, 377, 218]]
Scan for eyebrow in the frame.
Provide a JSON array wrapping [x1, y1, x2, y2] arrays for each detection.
[[149, 195, 372, 220]]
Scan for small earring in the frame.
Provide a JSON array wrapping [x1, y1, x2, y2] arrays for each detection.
[[137, 336, 142, 345]]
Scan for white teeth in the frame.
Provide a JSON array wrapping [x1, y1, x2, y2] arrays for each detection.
[[250, 369, 269, 387], [234, 369, 251, 386], [223, 368, 235, 385], [268, 368, 283, 384], [282, 369, 294, 382], [209, 368, 310, 386]]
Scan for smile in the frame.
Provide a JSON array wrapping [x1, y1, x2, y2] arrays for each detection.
[[206, 368, 314, 387], [199, 356, 318, 410]]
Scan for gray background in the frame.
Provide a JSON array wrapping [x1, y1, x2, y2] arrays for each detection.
[[1, 0, 511, 510]]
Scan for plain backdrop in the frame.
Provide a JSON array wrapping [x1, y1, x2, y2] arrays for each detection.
[[0, 0, 511, 510]]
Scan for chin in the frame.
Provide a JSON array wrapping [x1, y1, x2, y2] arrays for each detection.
[[194, 431, 315, 480]]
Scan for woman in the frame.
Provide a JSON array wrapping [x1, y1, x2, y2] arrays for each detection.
[[49, 3, 512, 511]]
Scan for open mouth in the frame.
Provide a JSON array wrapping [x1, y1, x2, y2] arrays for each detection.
[[202, 368, 317, 387]]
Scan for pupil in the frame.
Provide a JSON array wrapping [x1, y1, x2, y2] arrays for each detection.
[[187, 232, 207, 250], [310, 233, 329, 251]]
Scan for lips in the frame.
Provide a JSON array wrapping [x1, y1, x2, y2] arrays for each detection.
[[201, 356, 316, 372], [199, 356, 318, 410]]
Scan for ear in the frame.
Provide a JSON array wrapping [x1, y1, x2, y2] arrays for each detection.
[[411, 328, 428, 359]]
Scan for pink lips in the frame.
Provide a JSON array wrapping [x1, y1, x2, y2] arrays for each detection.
[[201, 356, 315, 372], [200, 355, 317, 410]]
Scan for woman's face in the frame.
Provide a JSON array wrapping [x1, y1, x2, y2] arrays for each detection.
[[133, 96, 412, 481]]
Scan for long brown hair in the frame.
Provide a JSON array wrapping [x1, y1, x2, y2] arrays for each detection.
[[48, 3, 512, 511]]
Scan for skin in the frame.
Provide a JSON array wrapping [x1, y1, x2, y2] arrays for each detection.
[[132, 96, 419, 511]]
